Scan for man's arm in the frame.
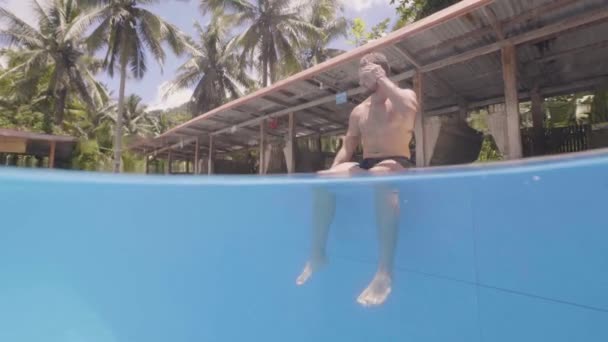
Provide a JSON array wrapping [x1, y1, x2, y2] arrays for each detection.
[[377, 76, 418, 116], [331, 110, 360, 168], [362, 64, 418, 116]]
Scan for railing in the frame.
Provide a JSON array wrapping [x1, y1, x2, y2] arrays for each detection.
[[522, 124, 591, 156]]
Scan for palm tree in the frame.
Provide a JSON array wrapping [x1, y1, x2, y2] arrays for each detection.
[[164, 14, 255, 117], [85, 0, 188, 172], [118, 94, 152, 137], [0, 0, 108, 132], [200, 0, 322, 86], [304, 0, 348, 67]]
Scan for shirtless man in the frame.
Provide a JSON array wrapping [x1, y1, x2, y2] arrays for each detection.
[[296, 52, 418, 307]]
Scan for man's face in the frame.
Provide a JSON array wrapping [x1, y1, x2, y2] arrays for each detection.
[[359, 61, 379, 93]]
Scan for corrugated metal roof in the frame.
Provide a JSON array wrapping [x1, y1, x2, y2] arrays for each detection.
[[131, 0, 608, 159]]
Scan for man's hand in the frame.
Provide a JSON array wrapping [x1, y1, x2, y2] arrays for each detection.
[[359, 63, 387, 91]]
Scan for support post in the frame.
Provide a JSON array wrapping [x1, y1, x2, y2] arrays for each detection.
[[286, 113, 296, 173], [259, 120, 266, 175], [145, 155, 150, 174], [48, 141, 56, 169], [459, 102, 469, 121], [413, 72, 426, 167], [208, 136, 215, 175], [531, 86, 545, 156], [194, 137, 200, 174], [166, 152, 172, 175], [501, 44, 523, 159]]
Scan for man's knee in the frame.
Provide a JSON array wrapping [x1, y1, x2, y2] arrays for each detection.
[[369, 160, 404, 174], [387, 192, 400, 210], [319, 162, 361, 175]]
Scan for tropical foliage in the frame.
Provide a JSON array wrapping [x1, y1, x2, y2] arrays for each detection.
[[199, 0, 323, 86], [302, 0, 349, 67], [0, 0, 109, 131], [348, 18, 391, 46], [164, 14, 255, 117], [83, 0, 189, 171], [391, 0, 460, 28]]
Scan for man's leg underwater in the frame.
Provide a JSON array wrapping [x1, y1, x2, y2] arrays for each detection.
[[357, 161, 404, 307], [296, 187, 335, 285], [296, 162, 363, 285]]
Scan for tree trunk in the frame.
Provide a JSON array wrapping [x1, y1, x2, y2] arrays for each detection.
[[55, 87, 68, 126], [43, 69, 60, 134], [262, 59, 268, 87], [114, 62, 127, 173]]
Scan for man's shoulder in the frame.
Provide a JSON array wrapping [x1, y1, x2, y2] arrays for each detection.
[[351, 100, 370, 115]]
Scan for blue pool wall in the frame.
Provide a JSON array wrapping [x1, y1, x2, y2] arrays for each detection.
[[1, 151, 607, 342]]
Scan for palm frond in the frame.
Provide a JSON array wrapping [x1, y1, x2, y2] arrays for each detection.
[[31, 0, 53, 32], [86, 17, 111, 53], [135, 8, 166, 66], [104, 23, 123, 77], [64, 5, 108, 42], [199, 0, 255, 16], [0, 7, 45, 47], [127, 28, 147, 79]]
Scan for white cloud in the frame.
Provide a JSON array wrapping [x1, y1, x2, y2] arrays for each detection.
[[339, 0, 394, 13], [146, 81, 193, 112]]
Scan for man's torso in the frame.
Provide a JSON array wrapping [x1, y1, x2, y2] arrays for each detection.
[[354, 99, 415, 159]]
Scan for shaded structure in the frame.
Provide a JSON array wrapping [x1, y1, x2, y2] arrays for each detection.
[[0, 128, 77, 168], [130, 0, 608, 174]]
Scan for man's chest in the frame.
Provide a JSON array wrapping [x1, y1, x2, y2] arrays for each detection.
[[358, 109, 404, 135]]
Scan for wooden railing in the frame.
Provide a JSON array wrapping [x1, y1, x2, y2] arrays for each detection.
[[522, 124, 591, 156]]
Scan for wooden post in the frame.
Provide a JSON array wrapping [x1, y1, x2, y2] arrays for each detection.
[[459, 102, 468, 121], [501, 44, 523, 159], [48, 141, 56, 169], [207, 135, 214, 175], [166, 152, 172, 175], [194, 137, 200, 174], [531, 86, 545, 156], [186, 160, 190, 174], [287, 113, 296, 173], [259, 120, 266, 175], [145, 155, 150, 174], [413, 72, 426, 167]]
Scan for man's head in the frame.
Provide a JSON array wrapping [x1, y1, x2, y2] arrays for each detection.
[[359, 52, 391, 93]]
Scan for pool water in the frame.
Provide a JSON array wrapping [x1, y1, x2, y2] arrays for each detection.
[[1, 151, 607, 342]]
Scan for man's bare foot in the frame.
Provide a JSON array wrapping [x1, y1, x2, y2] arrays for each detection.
[[296, 258, 326, 286], [357, 271, 392, 307]]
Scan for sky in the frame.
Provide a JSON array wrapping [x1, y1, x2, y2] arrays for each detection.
[[1, 0, 398, 111]]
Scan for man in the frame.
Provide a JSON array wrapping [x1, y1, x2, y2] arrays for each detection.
[[296, 52, 419, 307]]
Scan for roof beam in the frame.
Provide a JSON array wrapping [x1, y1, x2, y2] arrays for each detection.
[[150, 135, 236, 157], [525, 39, 608, 66], [211, 70, 416, 136], [421, 7, 608, 73], [263, 96, 343, 126], [262, 95, 348, 128], [176, 127, 209, 135], [392, 45, 463, 101], [481, 6, 505, 40], [413, 0, 579, 57], [426, 75, 608, 117]]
